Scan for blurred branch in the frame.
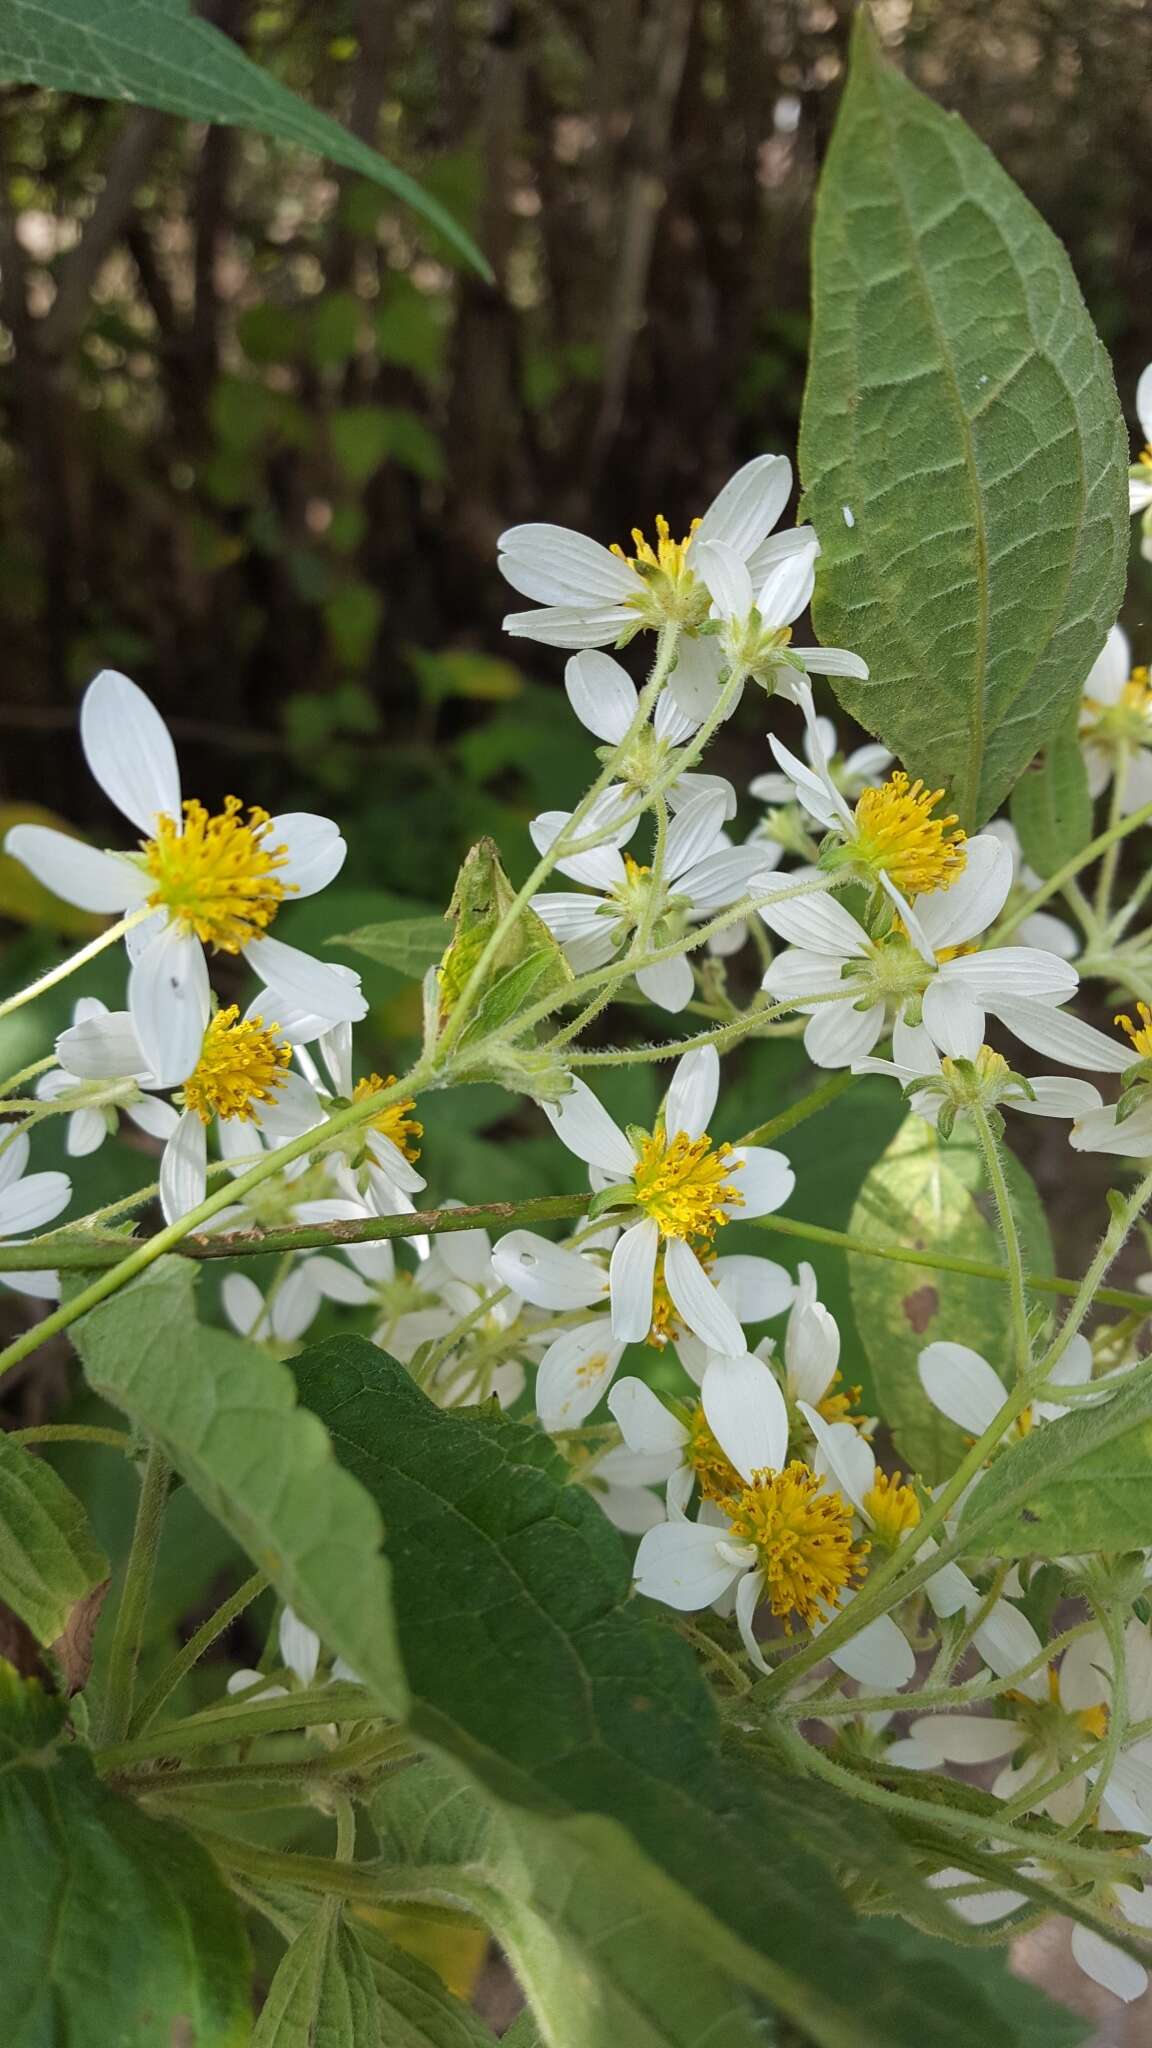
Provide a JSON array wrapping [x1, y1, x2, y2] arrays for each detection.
[[39, 108, 169, 356]]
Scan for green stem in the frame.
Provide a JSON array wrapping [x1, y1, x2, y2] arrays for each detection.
[[1034, 1168, 1152, 1379], [1109, 851, 1152, 943], [0, 1055, 56, 1099], [770, 1619, 1096, 1718], [96, 1443, 171, 1745], [737, 1069, 857, 1148], [0, 910, 149, 1024], [97, 1685, 383, 1769], [129, 1568, 269, 1735], [995, 799, 1152, 942], [1095, 747, 1129, 923], [8, 1422, 133, 1451], [566, 984, 849, 1069], [1069, 1598, 1128, 1834], [972, 1105, 1030, 1379]]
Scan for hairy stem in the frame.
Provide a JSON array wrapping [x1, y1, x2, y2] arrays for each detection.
[[96, 1442, 171, 1745]]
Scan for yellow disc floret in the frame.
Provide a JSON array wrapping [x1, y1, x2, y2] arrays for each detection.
[[862, 1470, 922, 1548], [816, 1372, 864, 1428], [352, 1073, 423, 1162], [1116, 1003, 1152, 1059], [632, 1126, 742, 1244], [611, 514, 701, 584], [853, 772, 966, 896], [180, 1005, 290, 1123], [685, 1403, 742, 1503], [720, 1461, 868, 1632], [143, 797, 291, 952]]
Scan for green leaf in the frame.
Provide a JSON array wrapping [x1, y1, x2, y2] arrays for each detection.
[[354, 1925, 500, 2047], [329, 914, 450, 977], [847, 1114, 1052, 1482], [799, 14, 1128, 827], [960, 1360, 1152, 1556], [0, 0, 490, 277], [0, 1661, 251, 2045], [253, 1907, 378, 2047], [293, 1336, 1077, 2048], [1009, 712, 1093, 879], [72, 1259, 407, 1714], [0, 1432, 107, 1644], [330, 404, 396, 484]]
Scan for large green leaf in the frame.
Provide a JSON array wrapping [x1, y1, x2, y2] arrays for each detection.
[[0, 1661, 250, 2045], [799, 14, 1128, 827], [959, 1360, 1152, 1556], [73, 1259, 407, 1715], [1009, 711, 1093, 880], [253, 1907, 378, 2047], [848, 1115, 1052, 1483], [329, 915, 449, 978], [293, 1335, 1077, 2048], [0, 0, 487, 275], [0, 1430, 107, 1644]]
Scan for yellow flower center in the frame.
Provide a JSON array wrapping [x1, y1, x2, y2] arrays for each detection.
[[1139, 448, 1152, 473], [180, 1005, 290, 1123], [862, 1470, 921, 1548], [351, 1074, 423, 1161], [611, 514, 701, 584], [816, 1372, 864, 1428], [685, 1403, 742, 1503], [1077, 1702, 1109, 1741], [853, 772, 966, 895], [1116, 1004, 1152, 1060], [1084, 667, 1152, 746], [632, 1126, 742, 1244], [143, 797, 291, 952], [720, 1461, 868, 1632]]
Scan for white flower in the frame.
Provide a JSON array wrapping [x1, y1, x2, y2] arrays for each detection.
[[761, 834, 1121, 1072], [220, 1255, 372, 1345], [853, 1024, 1103, 1128], [630, 1353, 913, 1687], [499, 455, 802, 648], [779, 1259, 842, 1408], [983, 821, 1078, 960], [0, 1131, 71, 1301], [227, 1605, 361, 1699], [562, 651, 736, 819], [918, 1335, 1096, 1440], [1129, 364, 1152, 563], [750, 715, 891, 813], [542, 1045, 794, 1356], [698, 537, 869, 694], [5, 670, 366, 1086], [1079, 624, 1152, 813], [532, 786, 778, 1011], [38, 997, 179, 1156]]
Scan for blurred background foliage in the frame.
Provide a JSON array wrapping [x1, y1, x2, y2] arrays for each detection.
[[1, 0, 1148, 1401]]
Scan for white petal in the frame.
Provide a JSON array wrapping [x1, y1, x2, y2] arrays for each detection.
[[679, 847, 779, 915], [608, 1218, 660, 1343], [497, 523, 636, 604], [270, 1264, 324, 1341], [762, 949, 851, 1006], [939, 948, 1077, 1004], [667, 636, 726, 723], [635, 952, 694, 1013], [664, 1236, 745, 1355], [992, 997, 1131, 1072], [654, 692, 697, 746], [1069, 1925, 1148, 2004], [304, 1255, 377, 1307], [66, 1109, 108, 1157], [80, 670, 182, 834], [664, 789, 727, 882], [803, 999, 885, 1068], [128, 926, 211, 1087], [912, 835, 1014, 951], [918, 1341, 1006, 1434], [222, 1271, 268, 1338], [125, 1095, 180, 1141], [693, 454, 791, 559], [0, 1132, 30, 1193], [564, 650, 635, 742], [702, 1352, 789, 1482], [159, 1110, 208, 1224], [1013, 1076, 1101, 1120], [759, 887, 868, 955], [793, 645, 870, 680], [798, 1402, 875, 1514], [765, 734, 852, 832], [246, 936, 368, 1024], [735, 1568, 773, 1674], [4, 828, 146, 914], [908, 1714, 1023, 1765], [697, 540, 754, 623], [921, 980, 985, 1060], [1085, 622, 1131, 705], [665, 1045, 720, 1142], [712, 1255, 793, 1324], [432, 1222, 494, 1289], [56, 1010, 149, 1079], [632, 1520, 741, 1611], [608, 1375, 688, 1456], [971, 1600, 1045, 1693], [542, 1077, 635, 1178], [279, 1608, 321, 1686], [744, 521, 817, 586], [1138, 364, 1152, 448], [727, 1145, 795, 1219], [503, 603, 642, 649], [756, 542, 818, 627], [824, 1606, 915, 1689], [0, 1171, 70, 1235], [491, 1230, 605, 1309], [267, 814, 346, 895]]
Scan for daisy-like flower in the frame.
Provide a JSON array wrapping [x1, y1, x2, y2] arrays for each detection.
[[761, 834, 1119, 1071], [531, 786, 781, 1012], [543, 1045, 794, 1357], [1071, 1003, 1152, 1156], [499, 454, 808, 648], [221, 1255, 373, 1346], [750, 714, 892, 815], [0, 1131, 71, 1301], [630, 1350, 914, 1686], [854, 1029, 1103, 1131], [763, 729, 968, 905], [918, 1334, 1097, 1441], [698, 537, 870, 698], [37, 997, 179, 1156], [5, 670, 366, 1087], [1128, 362, 1152, 561], [227, 1605, 361, 1700], [561, 651, 736, 819], [797, 1402, 923, 1553], [1079, 624, 1152, 813]]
